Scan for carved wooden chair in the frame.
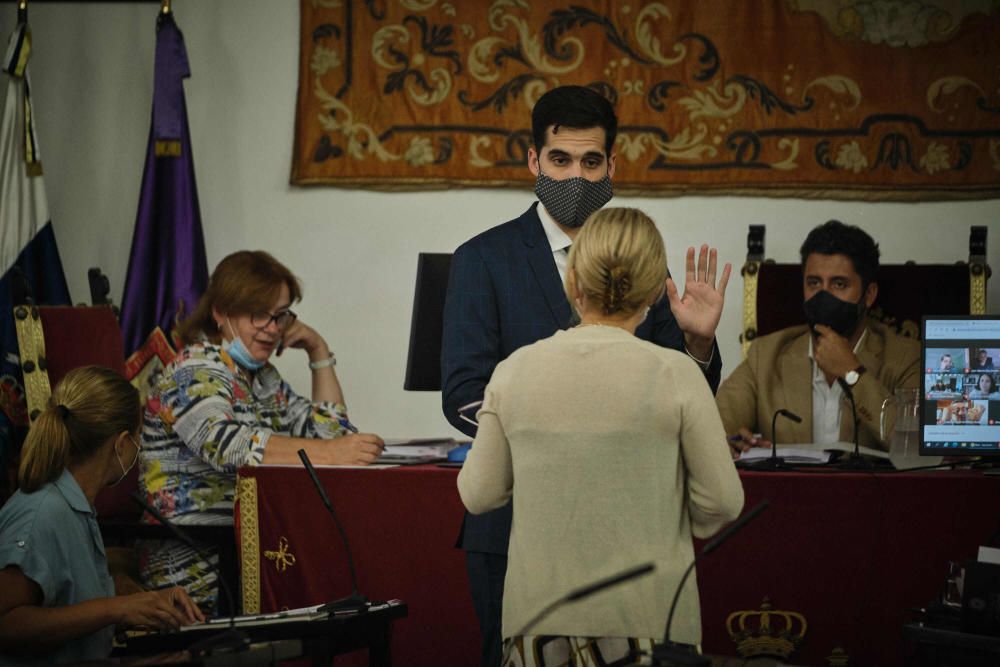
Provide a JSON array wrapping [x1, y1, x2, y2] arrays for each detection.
[[739, 225, 990, 357]]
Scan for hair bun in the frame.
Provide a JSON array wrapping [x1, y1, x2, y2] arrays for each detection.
[[603, 266, 632, 314]]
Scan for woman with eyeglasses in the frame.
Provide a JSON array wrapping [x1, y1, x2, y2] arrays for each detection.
[[137, 250, 384, 612], [0, 366, 202, 666]]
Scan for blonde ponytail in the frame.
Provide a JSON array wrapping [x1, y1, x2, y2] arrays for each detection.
[[17, 406, 73, 492], [18, 366, 140, 493]]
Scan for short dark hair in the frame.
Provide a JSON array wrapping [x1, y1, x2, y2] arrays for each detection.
[[799, 220, 880, 288], [531, 85, 617, 156]]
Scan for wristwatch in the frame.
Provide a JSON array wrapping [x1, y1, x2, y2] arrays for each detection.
[[843, 365, 867, 387]]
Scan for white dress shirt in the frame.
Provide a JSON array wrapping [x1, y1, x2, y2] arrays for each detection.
[[809, 329, 867, 444], [537, 202, 573, 283]]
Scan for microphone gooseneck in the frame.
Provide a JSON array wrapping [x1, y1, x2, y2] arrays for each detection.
[[835, 381, 876, 469], [297, 449, 369, 612], [652, 501, 770, 666], [749, 410, 801, 470], [130, 494, 248, 655]]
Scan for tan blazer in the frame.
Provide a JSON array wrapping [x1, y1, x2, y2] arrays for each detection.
[[716, 320, 921, 451]]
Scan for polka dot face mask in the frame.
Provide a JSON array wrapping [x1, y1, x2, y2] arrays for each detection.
[[534, 170, 613, 228]]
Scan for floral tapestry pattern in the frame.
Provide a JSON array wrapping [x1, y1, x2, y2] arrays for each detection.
[[292, 0, 1000, 199]]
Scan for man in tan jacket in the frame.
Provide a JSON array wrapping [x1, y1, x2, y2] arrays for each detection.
[[717, 220, 920, 454]]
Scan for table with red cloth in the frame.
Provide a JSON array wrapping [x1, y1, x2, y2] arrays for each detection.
[[234, 465, 1000, 666]]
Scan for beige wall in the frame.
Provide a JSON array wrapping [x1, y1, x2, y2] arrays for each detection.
[[6, 1, 999, 440]]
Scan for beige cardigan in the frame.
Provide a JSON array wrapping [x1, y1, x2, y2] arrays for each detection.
[[457, 325, 744, 645]]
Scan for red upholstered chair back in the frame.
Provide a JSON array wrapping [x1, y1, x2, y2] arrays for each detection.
[[39, 306, 126, 384], [36, 306, 139, 520]]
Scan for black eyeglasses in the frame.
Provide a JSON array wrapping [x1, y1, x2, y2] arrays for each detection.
[[250, 309, 297, 330]]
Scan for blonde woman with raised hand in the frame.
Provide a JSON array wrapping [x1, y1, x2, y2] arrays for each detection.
[[458, 208, 744, 666], [0, 366, 203, 667]]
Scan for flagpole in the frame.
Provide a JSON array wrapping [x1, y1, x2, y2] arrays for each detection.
[[161, 0, 170, 15]]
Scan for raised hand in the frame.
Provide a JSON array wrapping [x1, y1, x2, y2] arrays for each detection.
[[666, 245, 731, 357]]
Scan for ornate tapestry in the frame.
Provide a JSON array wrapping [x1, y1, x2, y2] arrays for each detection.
[[292, 0, 1000, 199]]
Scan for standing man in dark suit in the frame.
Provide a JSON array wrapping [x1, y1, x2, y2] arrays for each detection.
[[441, 85, 730, 666]]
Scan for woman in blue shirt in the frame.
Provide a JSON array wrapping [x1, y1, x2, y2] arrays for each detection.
[[0, 366, 202, 666]]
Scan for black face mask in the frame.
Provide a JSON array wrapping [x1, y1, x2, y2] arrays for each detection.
[[803, 290, 866, 337]]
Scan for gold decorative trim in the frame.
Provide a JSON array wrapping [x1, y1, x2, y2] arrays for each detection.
[[154, 140, 182, 157], [263, 536, 297, 573], [970, 263, 987, 314], [741, 261, 761, 358], [13, 306, 52, 422], [237, 475, 261, 614]]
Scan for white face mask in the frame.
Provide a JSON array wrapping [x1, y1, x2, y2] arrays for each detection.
[[112, 435, 140, 486]]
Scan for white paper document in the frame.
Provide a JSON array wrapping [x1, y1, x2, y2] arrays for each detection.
[[739, 442, 890, 464], [378, 437, 457, 463]]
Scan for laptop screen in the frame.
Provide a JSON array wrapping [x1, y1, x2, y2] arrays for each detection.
[[921, 316, 1000, 456]]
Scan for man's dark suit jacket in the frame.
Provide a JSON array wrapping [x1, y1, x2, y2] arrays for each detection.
[[441, 203, 722, 555]]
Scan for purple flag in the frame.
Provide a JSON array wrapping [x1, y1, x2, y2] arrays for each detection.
[[120, 11, 207, 371]]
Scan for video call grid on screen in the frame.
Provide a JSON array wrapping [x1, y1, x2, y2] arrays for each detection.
[[922, 316, 1000, 456]]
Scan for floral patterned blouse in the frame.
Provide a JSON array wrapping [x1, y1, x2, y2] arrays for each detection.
[[139, 342, 350, 525]]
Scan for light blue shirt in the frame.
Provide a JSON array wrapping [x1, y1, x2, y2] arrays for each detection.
[[0, 469, 115, 666]]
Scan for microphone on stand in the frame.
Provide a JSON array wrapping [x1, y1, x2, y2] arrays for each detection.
[[835, 380, 875, 470], [748, 410, 802, 470], [130, 494, 249, 655], [297, 449, 369, 612], [500, 563, 656, 666], [651, 501, 771, 666]]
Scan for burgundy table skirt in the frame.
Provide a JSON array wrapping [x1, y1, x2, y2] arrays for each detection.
[[235, 465, 999, 666]]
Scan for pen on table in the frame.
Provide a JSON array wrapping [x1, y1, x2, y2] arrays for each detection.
[[728, 433, 763, 443]]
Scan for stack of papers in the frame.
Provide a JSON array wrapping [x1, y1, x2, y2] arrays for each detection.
[[739, 446, 832, 464], [178, 604, 328, 631], [377, 438, 457, 464], [739, 442, 890, 465], [177, 599, 405, 632]]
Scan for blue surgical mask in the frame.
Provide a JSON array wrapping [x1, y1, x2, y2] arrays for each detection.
[[223, 318, 266, 371]]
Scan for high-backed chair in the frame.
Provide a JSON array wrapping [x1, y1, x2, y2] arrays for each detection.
[[13, 303, 139, 516], [739, 225, 990, 357], [11, 283, 240, 613]]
